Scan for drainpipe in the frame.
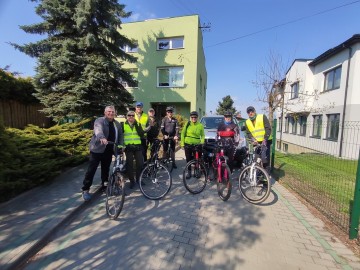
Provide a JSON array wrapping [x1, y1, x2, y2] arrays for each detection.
[[339, 45, 352, 157]]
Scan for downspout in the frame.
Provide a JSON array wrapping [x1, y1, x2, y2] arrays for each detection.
[[339, 45, 352, 157]]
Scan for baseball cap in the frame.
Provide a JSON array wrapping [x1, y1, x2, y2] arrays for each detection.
[[166, 106, 174, 112], [148, 108, 155, 112], [190, 111, 198, 117], [126, 111, 135, 116], [136, 102, 143, 107], [246, 106, 255, 113]]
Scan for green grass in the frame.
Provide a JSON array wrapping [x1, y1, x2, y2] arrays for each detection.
[[273, 151, 357, 214]]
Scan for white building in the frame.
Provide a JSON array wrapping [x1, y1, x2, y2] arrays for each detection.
[[277, 34, 360, 159]]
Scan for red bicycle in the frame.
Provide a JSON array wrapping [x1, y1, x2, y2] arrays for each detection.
[[182, 140, 232, 201]]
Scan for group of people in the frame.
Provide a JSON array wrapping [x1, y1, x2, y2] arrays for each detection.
[[81, 103, 272, 201]]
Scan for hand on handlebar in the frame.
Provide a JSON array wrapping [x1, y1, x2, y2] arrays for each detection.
[[164, 135, 169, 139], [100, 138, 108, 145]]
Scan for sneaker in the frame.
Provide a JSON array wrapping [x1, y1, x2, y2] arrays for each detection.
[[186, 171, 191, 179], [172, 163, 177, 169], [82, 191, 91, 201]]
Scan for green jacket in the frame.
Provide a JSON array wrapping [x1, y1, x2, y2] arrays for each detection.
[[181, 121, 205, 147]]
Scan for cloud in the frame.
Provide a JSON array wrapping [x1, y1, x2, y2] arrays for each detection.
[[128, 12, 157, 22]]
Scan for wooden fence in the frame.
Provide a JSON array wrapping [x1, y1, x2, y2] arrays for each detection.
[[0, 100, 53, 128]]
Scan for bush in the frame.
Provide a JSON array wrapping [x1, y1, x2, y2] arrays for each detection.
[[0, 119, 92, 202]]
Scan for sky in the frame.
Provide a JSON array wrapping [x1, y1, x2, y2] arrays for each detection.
[[1, 0, 360, 115]]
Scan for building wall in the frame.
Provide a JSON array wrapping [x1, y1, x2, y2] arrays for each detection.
[[119, 15, 207, 118], [277, 38, 360, 159]]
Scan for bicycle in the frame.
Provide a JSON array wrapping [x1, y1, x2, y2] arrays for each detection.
[[149, 137, 176, 173], [182, 144, 208, 194], [139, 139, 172, 200], [238, 144, 271, 204], [105, 142, 126, 219], [182, 141, 232, 201]]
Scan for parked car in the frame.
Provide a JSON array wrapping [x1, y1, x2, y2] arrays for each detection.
[[200, 115, 248, 166]]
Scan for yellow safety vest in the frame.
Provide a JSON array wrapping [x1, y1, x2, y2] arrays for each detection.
[[123, 123, 141, 145], [135, 112, 148, 130], [246, 114, 272, 142]]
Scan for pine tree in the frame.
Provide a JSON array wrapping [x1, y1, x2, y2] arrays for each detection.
[[11, 0, 136, 122], [216, 95, 236, 115]]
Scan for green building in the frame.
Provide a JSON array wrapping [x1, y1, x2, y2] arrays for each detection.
[[120, 15, 207, 119]]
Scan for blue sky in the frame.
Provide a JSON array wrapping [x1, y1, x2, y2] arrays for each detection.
[[1, 0, 360, 115]]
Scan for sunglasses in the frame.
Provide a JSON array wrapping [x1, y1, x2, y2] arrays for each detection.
[[127, 115, 135, 117], [247, 110, 254, 114], [191, 116, 198, 119]]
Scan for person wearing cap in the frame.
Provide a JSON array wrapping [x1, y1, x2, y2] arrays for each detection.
[[160, 106, 180, 169], [146, 108, 160, 157], [134, 102, 149, 163], [245, 106, 272, 171], [81, 105, 124, 201], [217, 111, 240, 172], [122, 110, 145, 189], [181, 111, 205, 179]]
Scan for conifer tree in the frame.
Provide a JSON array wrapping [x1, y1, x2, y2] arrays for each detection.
[[216, 95, 236, 115], [11, 0, 136, 121]]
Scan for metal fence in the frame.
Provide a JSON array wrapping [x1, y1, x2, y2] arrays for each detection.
[[274, 120, 360, 239]]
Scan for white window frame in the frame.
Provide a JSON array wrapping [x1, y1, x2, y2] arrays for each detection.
[[326, 114, 340, 140], [122, 44, 138, 53], [157, 37, 184, 50], [324, 66, 341, 91], [290, 82, 299, 99], [157, 66, 184, 87]]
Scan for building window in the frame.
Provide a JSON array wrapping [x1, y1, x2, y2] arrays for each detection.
[[157, 37, 184, 50], [283, 143, 288, 152], [284, 117, 289, 133], [121, 43, 138, 53], [324, 66, 341, 91], [290, 82, 299, 99], [299, 115, 307, 136], [326, 114, 340, 140], [312, 115, 322, 138], [290, 116, 297, 134], [120, 68, 138, 88], [157, 66, 184, 87]]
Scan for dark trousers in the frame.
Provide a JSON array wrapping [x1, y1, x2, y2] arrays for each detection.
[[163, 139, 176, 164], [125, 145, 144, 182], [82, 148, 113, 191], [257, 140, 272, 170], [184, 144, 202, 171], [141, 138, 147, 162]]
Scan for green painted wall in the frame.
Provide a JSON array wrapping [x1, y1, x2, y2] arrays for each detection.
[[119, 15, 207, 118]]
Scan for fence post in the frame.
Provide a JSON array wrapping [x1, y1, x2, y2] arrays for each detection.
[[271, 119, 277, 172], [349, 149, 360, 239]]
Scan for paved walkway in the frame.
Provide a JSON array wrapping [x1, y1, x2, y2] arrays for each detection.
[[1, 150, 360, 270]]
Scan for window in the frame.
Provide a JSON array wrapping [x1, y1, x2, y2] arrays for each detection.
[[324, 66, 341, 91], [120, 68, 138, 88], [326, 114, 340, 140], [290, 116, 297, 134], [284, 117, 289, 133], [299, 115, 307, 136], [157, 37, 184, 50], [283, 143, 288, 152], [157, 66, 184, 87], [121, 43, 138, 53], [291, 82, 299, 99], [312, 115, 322, 138]]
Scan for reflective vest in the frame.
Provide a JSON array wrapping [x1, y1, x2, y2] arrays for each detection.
[[246, 114, 272, 142], [135, 112, 148, 131], [123, 122, 141, 145]]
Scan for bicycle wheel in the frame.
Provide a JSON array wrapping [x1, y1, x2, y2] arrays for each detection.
[[106, 172, 125, 219], [163, 148, 174, 173], [139, 162, 172, 200], [183, 160, 207, 194], [239, 164, 270, 204], [217, 163, 232, 201]]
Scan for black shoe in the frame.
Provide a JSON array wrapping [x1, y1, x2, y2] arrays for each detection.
[[172, 163, 177, 169], [129, 180, 135, 189], [186, 171, 191, 179]]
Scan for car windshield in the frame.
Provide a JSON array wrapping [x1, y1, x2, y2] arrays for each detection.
[[201, 117, 224, 129]]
